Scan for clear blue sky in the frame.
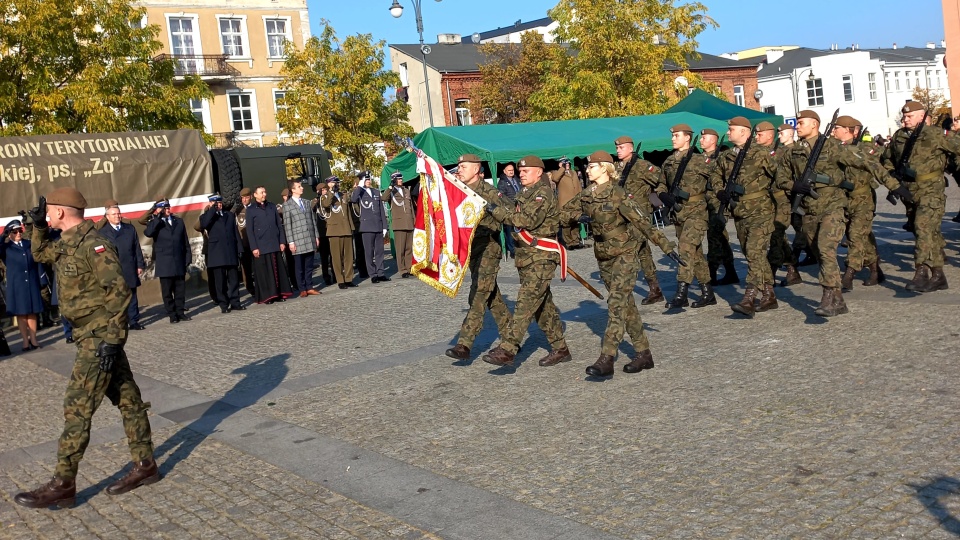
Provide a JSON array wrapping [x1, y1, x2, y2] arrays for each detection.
[[308, 0, 944, 55]]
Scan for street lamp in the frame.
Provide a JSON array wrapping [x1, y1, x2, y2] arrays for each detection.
[[390, 0, 442, 129], [791, 68, 816, 119]]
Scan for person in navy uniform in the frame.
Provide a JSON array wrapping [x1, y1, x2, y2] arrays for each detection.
[[351, 172, 390, 283], [0, 219, 43, 350], [144, 200, 192, 323], [200, 193, 245, 313], [98, 202, 146, 329]]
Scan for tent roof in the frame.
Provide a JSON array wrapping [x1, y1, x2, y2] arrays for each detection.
[[663, 89, 783, 125]]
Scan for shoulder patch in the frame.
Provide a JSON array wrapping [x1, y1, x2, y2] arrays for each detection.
[[648, 165, 655, 171], [770, 150, 776, 156], [94, 245, 106, 254], [627, 193, 634, 199], [535, 196, 543, 202], [868, 148, 876, 155]]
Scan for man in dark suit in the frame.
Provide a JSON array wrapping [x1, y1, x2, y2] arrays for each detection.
[[99, 202, 146, 329], [144, 200, 192, 323], [247, 186, 294, 304], [200, 193, 245, 313]]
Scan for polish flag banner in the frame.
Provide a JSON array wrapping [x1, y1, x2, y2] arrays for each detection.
[[410, 150, 486, 298]]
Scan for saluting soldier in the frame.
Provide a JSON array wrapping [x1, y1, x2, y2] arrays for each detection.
[[15, 188, 158, 509], [558, 150, 682, 377], [351, 173, 390, 283], [701, 128, 739, 287], [471, 155, 571, 368], [445, 154, 513, 362], [654, 123, 719, 310], [382, 171, 416, 278], [200, 193, 245, 313], [766, 124, 802, 286], [614, 135, 665, 304], [880, 101, 960, 292], [319, 176, 357, 289]]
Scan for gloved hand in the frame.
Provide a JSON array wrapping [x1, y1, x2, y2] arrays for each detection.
[[17, 209, 28, 223], [382, 229, 387, 237], [27, 196, 47, 228], [577, 214, 593, 224], [716, 189, 731, 206], [96, 341, 122, 372], [791, 181, 813, 196], [667, 251, 687, 267], [890, 185, 914, 204], [658, 192, 676, 209]]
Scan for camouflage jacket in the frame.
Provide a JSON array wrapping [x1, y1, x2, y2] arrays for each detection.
[[655, 149, 718, 221], [709, 143, 776, 220], [616, 154, 660, 214], [841, 140, 883, 192], [473, 177, 559, 268], [463, 179, 504, 239], [558, 182, 675, 261], [32, 220, 130, 345], [881, 125, 960, 191]]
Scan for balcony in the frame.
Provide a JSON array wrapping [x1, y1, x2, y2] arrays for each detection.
[[155, 54, 240, 82], [210, 132, 254, 149]]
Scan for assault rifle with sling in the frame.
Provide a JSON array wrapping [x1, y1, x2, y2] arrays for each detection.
[[652, 136, 699, 212], [714, 127, 755, 225], [791, 108, 840, 215], [617, 142, 641, 188], [886, 109, 928, 205]]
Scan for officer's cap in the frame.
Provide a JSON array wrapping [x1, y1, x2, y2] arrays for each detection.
[[458, 153, 482, 164], [901, 101, 925, 114], [755, 121, 776, 132], [357, 170, 371, 179], [239, 187, 253, 197], [46, 187, 88, 210], [587, 150, 614, 164], [208, 192, 223, 202], [727, 116, 752, 129], [4, 219, 23, 233], [390, 171, 403, 180], [155, 201, 170, 209], [614, 136, 634, 146], [325, 175, 341, 184], [670, 124, 694, 134], [835, 115, 862, 128], [517, 155, 545, 169], [797, 110, 821, 123], [700, 128, 719, 138]]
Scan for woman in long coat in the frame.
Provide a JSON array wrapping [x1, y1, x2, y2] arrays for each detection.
[[0, 220, 43, 351]]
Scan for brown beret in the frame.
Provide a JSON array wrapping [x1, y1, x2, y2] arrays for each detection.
[[700, 128, 719, 138], [901, 101, 924, 113], [46, 187, 88, 210], [797, 110, 821, 123], [587, 150, 614, 164], [671, 124, 694, 134], [517, 155, 544, 169], [755, 121, 775, 132], [458, 153, 482, 164], [103, 199, 120, 208], [239, 187, 252, 197], [835, 115, 862, 128], [614, 136, 633, 146], [728, 116, 752, 129], [280, 188, 289, 197], [778, 123, 795, 132]]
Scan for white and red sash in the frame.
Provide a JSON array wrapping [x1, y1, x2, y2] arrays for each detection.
[[516, 228, 567, 281]]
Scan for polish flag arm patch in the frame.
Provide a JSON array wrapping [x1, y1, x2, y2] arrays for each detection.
[[94, 245, 106, 253]]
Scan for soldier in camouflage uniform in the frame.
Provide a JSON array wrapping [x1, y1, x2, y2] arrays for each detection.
[[766, 124, 802, 286], [471, 155, 571, 368], [777, 110, 911, 316], [700, 128, 740, 287], [613, 135, 665, 304], [15, 188, 157, 510], [558, 150, 683, 377], [654, 123, 719, 310], [881, 101, 960, 292], [710, 117, 778, 317], [832, 116, 885, 290], [445, 154, 513, 361]]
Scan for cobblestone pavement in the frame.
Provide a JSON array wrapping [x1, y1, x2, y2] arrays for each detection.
[[1, 193, 960, 539]]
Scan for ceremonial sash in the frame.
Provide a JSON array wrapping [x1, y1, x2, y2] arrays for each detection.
[[516, 228, 568, 281]]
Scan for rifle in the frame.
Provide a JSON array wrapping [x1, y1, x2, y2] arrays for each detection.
[[653, 136, 699, 212], [852, 125, 868, 146], [617, 145, 641, 189], [791, 108, 840, 215], [886, 109, 928, 205], [715, 128, 756, 224]]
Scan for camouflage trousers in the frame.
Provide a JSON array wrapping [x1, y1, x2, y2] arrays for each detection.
[[845, 189, 879, 270], [910, 185, 947, 267], [56, 336, 154, 479], [501, 260, 566, 354], [801, 210, 847, 288], [768, 194, 796, 268], [734, 212, 775, 289], [457, 235, 511, 349], [637, 239, 657, 280], [598, 252, 649, 356], [674, 216, 709, 284], [560, 225, 582, 247], [706, 210, 734, 267]]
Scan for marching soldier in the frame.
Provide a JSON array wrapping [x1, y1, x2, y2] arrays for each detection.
[[701, 128, 739, 287], [382, 171, 416, 278], [548, 157, 584, 249], [767, 124, 802, 286], [319, 176, 357, 289]]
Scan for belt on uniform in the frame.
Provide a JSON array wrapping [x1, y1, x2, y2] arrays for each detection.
[[685, 194, 705, 203], [914, 171, 943, 183], [594, 224, 628, 242], [516, 228, 567, 281], [739, 190, 770, 202]]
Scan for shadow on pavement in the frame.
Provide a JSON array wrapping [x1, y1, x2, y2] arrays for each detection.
[[910, 476, 960, 536]]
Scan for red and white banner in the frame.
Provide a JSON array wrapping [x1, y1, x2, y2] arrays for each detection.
[[410, 150, 486, 298]]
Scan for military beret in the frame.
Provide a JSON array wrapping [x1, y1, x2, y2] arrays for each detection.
[[457, 153, 482, 164], [614, 136, 634, 146], [700, 128, 719, 138], [755, 121, 775, 132], [46, 187, 88, 209], [901, 101, 924, 114], [778, 123, 795, 132], [280, 188, 289, 197], [728, 116, 752, 129], [103, 199, 120, 208], [208, 192, 223, 202], [587, 150, 614, 164], [835, 115, 861, 128], [797, 110, 821, 123], [518, 155, 544, 168], [671, 124, 694, 134], [239, 187, 252, 197]]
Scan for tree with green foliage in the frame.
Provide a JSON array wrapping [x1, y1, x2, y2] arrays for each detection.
[[277, 23, 413, 181], [0, 0, 211, 135]]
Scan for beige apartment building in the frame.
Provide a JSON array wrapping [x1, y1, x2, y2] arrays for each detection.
[[137, 0, 311, 147]]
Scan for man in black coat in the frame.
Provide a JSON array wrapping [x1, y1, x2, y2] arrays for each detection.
[[200, 193, 244, 313], [99, 203, 147, 330], [144, 200, 192, 323]]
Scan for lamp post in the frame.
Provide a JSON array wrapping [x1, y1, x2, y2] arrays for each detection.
[[390, 0, 441, 129], [791, 67, 816, 119]]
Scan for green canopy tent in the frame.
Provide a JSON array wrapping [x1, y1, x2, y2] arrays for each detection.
[[663, 89, 784, 126]]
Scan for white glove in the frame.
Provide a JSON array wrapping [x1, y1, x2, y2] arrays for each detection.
[[382, 229, 387, 236]]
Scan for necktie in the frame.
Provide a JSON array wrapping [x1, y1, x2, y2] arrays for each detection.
[[115, 225, 121, 232], [298, 198, 304, 211], [166, 218, 172, 226], [16, 242, 22, 248]]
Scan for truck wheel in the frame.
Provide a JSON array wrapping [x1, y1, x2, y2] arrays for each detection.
[[210, 149, 243, 210]]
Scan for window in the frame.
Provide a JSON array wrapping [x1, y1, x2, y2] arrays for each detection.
[[762, 105, 776, 114], [169, 16, 200, 74], [894, 71, 900, 91], [273, 91, 286, 129], [228, 92, 255, 131], [805, 78, 823, 106], [188, 98, 204, 125], [842, 75, 854, 102], [264, 18, 289, 58], [937, 70, 942, 88], [455, 99, 471, 126], [906, 74, 912, 89], [927, 70, 932, 88], [868, 73, 878, 100], [733, 85, 744, 107], [219, 18, 246, 57], [399, 63, 409, 86], [884, 72, 890, 91]]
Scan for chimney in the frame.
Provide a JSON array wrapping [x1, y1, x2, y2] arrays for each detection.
[[893, 42, 897, 49], [927, 41, 936, 49], [437, 33, 461, 44], [942, 39, 947, 48], [766, 49, 784, 63]]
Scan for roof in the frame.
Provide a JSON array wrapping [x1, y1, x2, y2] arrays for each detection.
[[757, 47, 835, 79], [468, 16, 554, 41], [666, 51, 746, 71], [663, 89, 783, 125], [757, 46, 945, 80]]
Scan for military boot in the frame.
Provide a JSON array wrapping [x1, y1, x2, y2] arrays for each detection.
[[841, 266, 857, 291], [445, 344, 470, 360], [831, 288, 850, 316], [920, 266, 949, 292], [691, 282, 717, 308], [665, 282, 689, 310], [708, 261, 720, 286], [482, 346, 515, 367], [781, 264, 802, 287], [905, 265, 931, 292], [585, 354, 615, 377], [715, 260, 740, 286], [862, 261, 885, 286], [539, 346, 572, 367], [14, 476, 76, 508], [797, 247, 818, 267], [106, 458, 160, 496], [756, 284, 779, 312], [731, 287, 757, 318], [641, 275, 664, 305], [814, 287, 848, 317], [623, 350, 655, 373]]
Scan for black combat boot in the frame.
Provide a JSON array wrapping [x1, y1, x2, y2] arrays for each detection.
[[953, 211, 960, 223], [665, 282, 689, 310], [905, 265, 931, 292], [841, 265, 857, 291], [585, 354, 615, 377], [691, 282, 716, 308], [920, 266, 949, 292], [756, 284, 778, 312], [731, 287, 757, 318], [623, 350, 655, 373], [862, 261, 885, 286], [641, 275, 664, 305], [715, 260, 740, 286], [14, 476, 76, 508]]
